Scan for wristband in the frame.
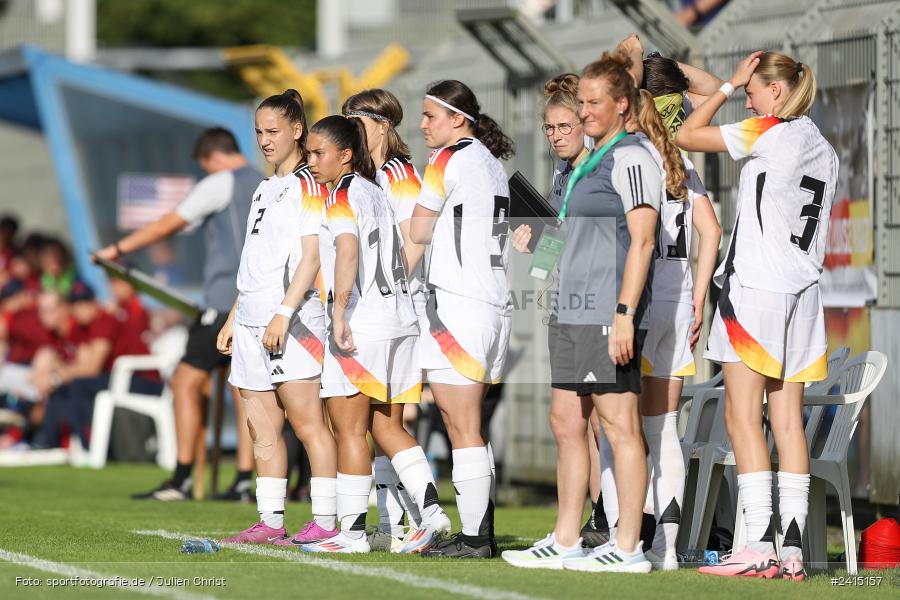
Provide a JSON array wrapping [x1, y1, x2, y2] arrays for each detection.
[[275, 304, 294, 318], [718, 82, 735, 98]]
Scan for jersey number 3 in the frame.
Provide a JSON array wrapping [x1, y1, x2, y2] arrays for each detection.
[[790, 176, 826, 253]]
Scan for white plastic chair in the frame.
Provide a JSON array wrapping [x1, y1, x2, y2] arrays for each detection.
[[88, 326, 188, 470], [684, 347, 853, 555], [802, 351, 887, 574]]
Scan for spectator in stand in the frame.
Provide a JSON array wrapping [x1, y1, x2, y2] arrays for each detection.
[[31, 281, 160, 450], [39, 238, 78, 296], [675, 0, 729, 28], [0, 215, 19, 281]]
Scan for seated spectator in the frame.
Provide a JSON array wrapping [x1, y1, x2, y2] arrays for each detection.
[[19, 234, 46, 293], [0, 214, 19, 281], [0, 289, 69, 402], [39, 238, 77, 297], [32, 281, 161, 449]]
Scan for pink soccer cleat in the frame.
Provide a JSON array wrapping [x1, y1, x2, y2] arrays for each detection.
[[274, 520, 338, 548], [698, 547, 780, 578], [221, 522, 285, 544], [780, 555, 807, 581]]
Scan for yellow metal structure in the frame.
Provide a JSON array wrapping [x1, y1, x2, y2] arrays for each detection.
[[223, 43, 411, 121]]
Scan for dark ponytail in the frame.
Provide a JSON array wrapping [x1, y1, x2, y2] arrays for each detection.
[[425, 79, 515, 160], [310, 115, 377, 182], [258, 88, 308, 166]]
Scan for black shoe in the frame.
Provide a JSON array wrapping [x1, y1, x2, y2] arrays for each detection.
[[580, 517, 610, 548], [131, 479, 191, 501], [422, 532, 496, 558], [211, 480, 253, 502]]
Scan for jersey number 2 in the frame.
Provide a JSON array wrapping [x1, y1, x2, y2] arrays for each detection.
[[790, 176, 826, 253], [250, 208, 266, 235]]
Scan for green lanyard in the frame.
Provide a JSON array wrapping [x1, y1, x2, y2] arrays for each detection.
[[558, 130, 628, 223]]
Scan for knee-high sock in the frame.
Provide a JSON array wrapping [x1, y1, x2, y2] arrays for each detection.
[[256, 477, 287, 529], [739, 471, 774, 552], [645, 412, 685, 555], [374, 456, 406, 535], [451, 446, 492, 537], [391, 446, 439, 525], [336, 472, 372, 539], [777, 471, 809, 559], [486, 442, 497, 537], [310, 476, 337, 531], [599, 429, 619, 541]]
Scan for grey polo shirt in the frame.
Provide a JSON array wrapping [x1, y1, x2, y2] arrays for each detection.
[[556, 135, 662, 326]]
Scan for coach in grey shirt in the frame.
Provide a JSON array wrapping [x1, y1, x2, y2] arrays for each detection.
[[97, 128, 261, 501]]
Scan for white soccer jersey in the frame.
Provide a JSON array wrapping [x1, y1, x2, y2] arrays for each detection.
[[377, 156, 425, 301], [235, 164, 326, 326], [717, 115, 838, 294], [636, 132, 708, 304], [319, 172, 417, 340], [417, 137, 510, 308]]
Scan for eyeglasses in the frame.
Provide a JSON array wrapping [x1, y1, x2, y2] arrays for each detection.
[[543, 123, 575, 135]]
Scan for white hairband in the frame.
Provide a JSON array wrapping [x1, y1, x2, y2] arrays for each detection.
[[425, 94, 476, 122], [345, 110, 390, 124]]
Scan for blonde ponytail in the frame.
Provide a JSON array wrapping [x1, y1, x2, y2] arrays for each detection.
[[636, 89, 686, 200], [754, 52, 817, 118]]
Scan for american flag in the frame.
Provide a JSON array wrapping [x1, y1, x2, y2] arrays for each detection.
[[117, 174, 196, 231]]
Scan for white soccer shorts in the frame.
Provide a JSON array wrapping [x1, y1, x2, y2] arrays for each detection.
[[321, 334, 421, 403], [419, 289, 511, 385], [228, 313, 325, 392], [641, 300, 696, 378], [705, 272, 827, 382]]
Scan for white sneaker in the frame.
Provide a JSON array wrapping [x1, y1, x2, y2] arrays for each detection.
[[563, 542, 653, 574], [300, 531, 370, 553], [399, 511, 451, 554], [368, 529, 405, 553], [645, 547, 679, 571], [502, 533, 585, 570]]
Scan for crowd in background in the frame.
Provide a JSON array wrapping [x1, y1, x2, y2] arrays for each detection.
[[0, 214, 158, 452]]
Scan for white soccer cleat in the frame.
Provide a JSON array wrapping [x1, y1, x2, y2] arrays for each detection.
[[502, 533, 585, 570]]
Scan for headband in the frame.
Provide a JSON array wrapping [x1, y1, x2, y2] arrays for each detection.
[[425, 94, 476, 122], [344, 110, 390, 124]]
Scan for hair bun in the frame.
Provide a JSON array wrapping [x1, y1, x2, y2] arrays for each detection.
[[544, 73, 579, 97]]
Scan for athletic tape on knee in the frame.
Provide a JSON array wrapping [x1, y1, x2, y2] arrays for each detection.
[[245, 396, 278, 461]]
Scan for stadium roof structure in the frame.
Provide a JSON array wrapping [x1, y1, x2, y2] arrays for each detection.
[[0, 45, 257, 297]]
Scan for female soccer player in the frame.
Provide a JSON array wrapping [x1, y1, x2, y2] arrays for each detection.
[[302, 115, 448, 554], [341, 89, 451, 553], [676, 52, 836, 580], [217, 89, 338, 547], [410, 80, 514, 558], [502, 74, 610, 569]]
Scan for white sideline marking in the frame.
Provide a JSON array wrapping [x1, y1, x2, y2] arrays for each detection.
[[135, 529, 545, 600], [0, 548, 217, 600]]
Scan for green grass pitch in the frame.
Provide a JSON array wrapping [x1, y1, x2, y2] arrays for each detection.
[[0, 464, 897, 599]]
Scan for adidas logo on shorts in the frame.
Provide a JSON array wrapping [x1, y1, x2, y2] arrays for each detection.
[[271, 365, 284, 376], [583, 371, 597, 383]]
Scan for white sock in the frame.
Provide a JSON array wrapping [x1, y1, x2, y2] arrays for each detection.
[[310, 476, 337, 531], [451, 446, 492, 537], [486, 441, 497, 503], [374, 456, 406, 536], [738, 470, 774, 552], [645, 411, 685, 556], [336, 472, 372, 540], [391, 446, 440, 524], [777, 471, 810, 559], [256, 477, 287, 529], [399, 484, 422, 528], [599, 429, 619, 542], [486, 441, 497, 537]]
